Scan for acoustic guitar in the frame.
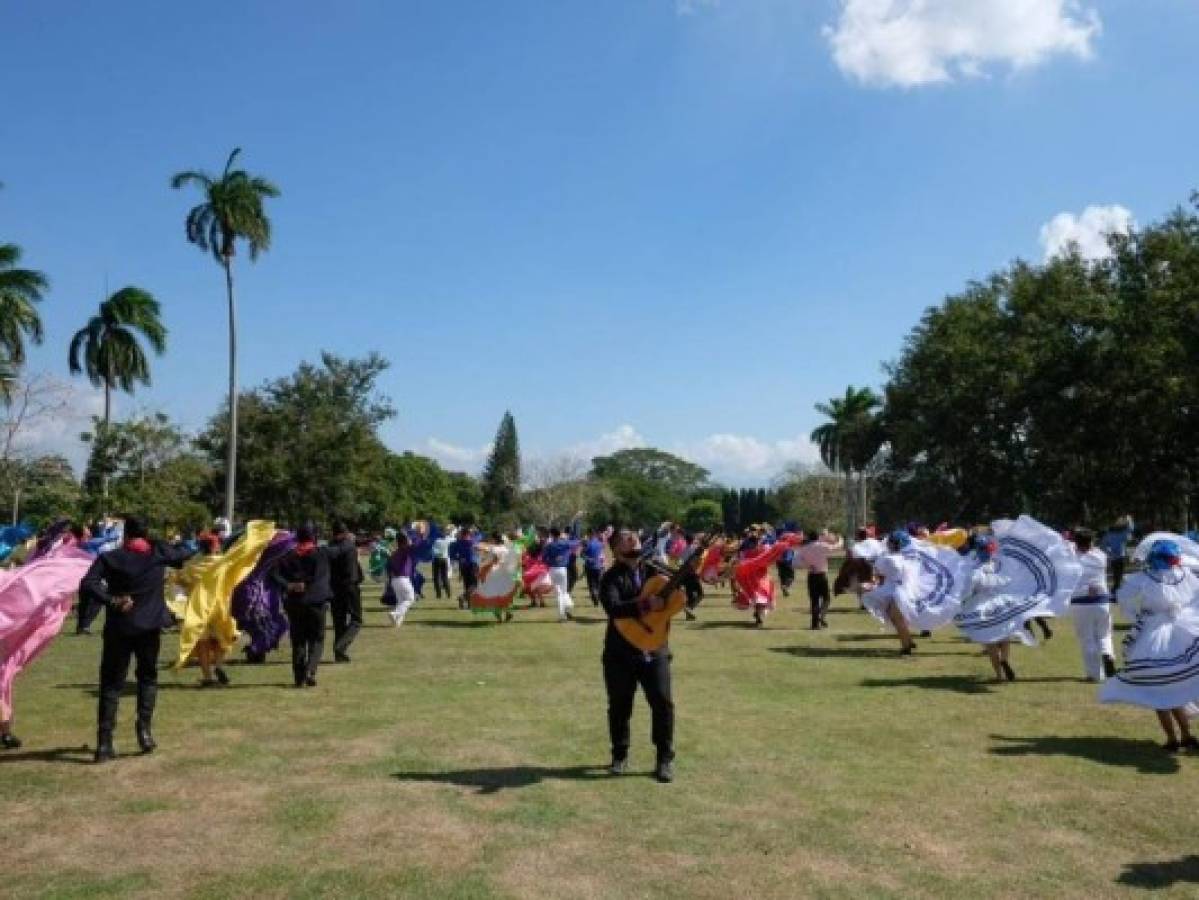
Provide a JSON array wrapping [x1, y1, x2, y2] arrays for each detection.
[[614, 534, 718, 653]]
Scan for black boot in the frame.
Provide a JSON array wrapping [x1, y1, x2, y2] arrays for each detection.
[[135, 719, 157, 753], [94, 732, 116, 763], [1, 733, 21, 750], [1038, 618, 1053, 640], [654, 757, 675, 783]]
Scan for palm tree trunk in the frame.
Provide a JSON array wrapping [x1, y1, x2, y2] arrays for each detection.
[[223, 256, 238, 525], [844, 469, 856, 536], [101, 380, 111, 510]]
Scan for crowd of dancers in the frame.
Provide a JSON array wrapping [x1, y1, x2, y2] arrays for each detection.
[[0, 509, 1197, 768]]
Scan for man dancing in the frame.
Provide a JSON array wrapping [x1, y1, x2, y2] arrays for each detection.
[[80, 516, 195, 762]]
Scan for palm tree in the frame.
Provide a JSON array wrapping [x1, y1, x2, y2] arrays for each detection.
[[68, 287, 168, 425], [0, 242, 47, 403], [170, 148, 279, 524], [811, 386, 882, 536]]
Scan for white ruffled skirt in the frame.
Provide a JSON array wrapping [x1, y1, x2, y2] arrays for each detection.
[[953, 594, 1051, 646], [1099, 608, 1199, 711]]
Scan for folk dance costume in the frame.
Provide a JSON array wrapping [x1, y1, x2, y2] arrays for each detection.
[[231, 530, 294, 663], [863, 532, 969, 654], [175, 520, 277, 686], [0, 541, 95, 750], [542, 528, 581, 622], [953, 516, 1081, 649], [798, 532, 843, 630], [80, 518, 196, 761], [1099, 539, 1199, 752], [1067, 531, 1116, 682], [732, 534, 800, 627], [520, 546, 555, 607], [272, 526, 346, 687], [469, 536, 519, 622]]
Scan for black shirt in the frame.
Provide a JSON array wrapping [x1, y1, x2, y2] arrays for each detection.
[[599, 560, 668, 660], [80, 541, 196, 636], [272, 548, 334, 606], [327, 535, 363, 591]]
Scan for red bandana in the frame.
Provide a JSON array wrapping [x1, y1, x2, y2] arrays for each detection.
[[295, 541, 317, 557], [125, 538, 151, 554]]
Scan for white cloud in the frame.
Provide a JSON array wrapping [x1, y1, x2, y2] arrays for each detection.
[[415, 423, 819, 484], [674, 433, 821, 481], [824, 0, 1101, 88], [1039, 204, 1134, 261]]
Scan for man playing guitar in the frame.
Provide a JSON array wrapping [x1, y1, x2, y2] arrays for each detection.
[[599, 528, 675, 783]]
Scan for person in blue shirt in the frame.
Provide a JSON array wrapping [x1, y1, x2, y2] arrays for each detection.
[[542, 526, 581, 621], [1099, 515, 1134, 592], [449, 528, 481, 609], [582, 529, 606, 606]]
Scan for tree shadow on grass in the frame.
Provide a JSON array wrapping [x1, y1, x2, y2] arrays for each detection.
[[770, 645, 959, 660], [0, 745, 94, 766], [989, 734, 1180, 775], [1116, 855, 1199, 888], [860, 675, 994, 694], [393, 765, 612, 794]]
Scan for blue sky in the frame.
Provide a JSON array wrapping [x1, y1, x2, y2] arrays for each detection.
[[3, 1, 1198, 484]]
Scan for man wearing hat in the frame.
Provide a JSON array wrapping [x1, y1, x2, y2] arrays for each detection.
[[80, 516, 196, 762]]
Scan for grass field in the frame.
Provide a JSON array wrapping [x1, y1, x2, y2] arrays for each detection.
[[2, 570, 1197, 899]]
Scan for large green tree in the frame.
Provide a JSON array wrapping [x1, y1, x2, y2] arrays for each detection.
[[171, 148, 279, 525], [0, 242, 46, 402], [194, 352, 395, 527], [590, 447, 711, 497], [480, 411, 520, 525], [68, 287, 167, 426], [810, 386, 882, 536]]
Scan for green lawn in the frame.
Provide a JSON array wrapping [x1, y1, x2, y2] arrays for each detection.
[[1, 572, 1197, 899]]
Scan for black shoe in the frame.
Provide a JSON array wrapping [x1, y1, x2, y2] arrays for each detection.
[[1, 733, 21, 750], [215, 667, 230, 686], [820, 617, 830, 629], [1164, 739, 1182, 753], [504, 611, 514, 623], [304, 677, 317, 688], [654, 759, 675, 783], [135, 721, 157, 753], [1001, 661, 1016, 681], [609, 757, 628, 776], [684, 608, 696, 621], [900, 644, 915, 656], [1040, 621, 1053, 640], [94, 738, 116, 763], [919, 630, 932, 638], [1181, 736, 1199, 752], [334, 652, 351, 663], [811, 622, 821, 631], [1102, 655, 1117, 679]]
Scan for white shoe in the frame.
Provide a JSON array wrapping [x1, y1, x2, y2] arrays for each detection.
[[391, 611, 406, 628]]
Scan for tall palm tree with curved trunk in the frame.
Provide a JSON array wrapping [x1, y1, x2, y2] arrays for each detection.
[[68, 287, 168, 426], [171, 148, 279, 524], [0, 242, 47, 404], [811, 386, 883, 537]]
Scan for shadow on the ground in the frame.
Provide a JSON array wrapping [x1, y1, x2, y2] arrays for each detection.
[[53, 682, 285, 697], [692, 621, 764, 630], [393, 764, 612, 794], [0, 745, 94, 765], [771, 645, 959, 660], [989, 734, 1180, 775], [860, 675, 994, 694], [1116, 855, 1199, 888]]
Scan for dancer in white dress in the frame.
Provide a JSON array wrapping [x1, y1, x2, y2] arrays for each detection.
[[1099, 539, 1199, 753], [862, 531, 969, 655], [953, 516, 1082, 680]]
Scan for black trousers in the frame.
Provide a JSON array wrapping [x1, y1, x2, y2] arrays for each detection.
[[432, 558, 451, 599], [285, 600, 327, 685], [602, 651, 674, 762], [808, 572, 831, 625], [683, 572, 703, 610], [585, 568, 603, 606], [98, 629, 161, 737], [1111, 557, 1127, 592], [460, 563, 479, 599], [330, 585, 362, 656], [776, 560, 795, 591], [566, 559, 579, 592]]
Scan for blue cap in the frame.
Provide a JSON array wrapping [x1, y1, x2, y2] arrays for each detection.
[[1147, 539, 1182, 572]]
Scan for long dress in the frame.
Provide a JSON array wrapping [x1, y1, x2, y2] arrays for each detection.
[[1099, 566, 1199, 712], [470, 542, 520, 616], [231, 530, 295, 659], [863, 541, 970, 632], [953, 515, 1082, 644], [174, 521, 277, 669], [732, 539, 797, 614], [0, 544, 95, 722]]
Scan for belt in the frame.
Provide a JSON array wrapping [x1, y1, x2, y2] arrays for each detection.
[[1070, 595, 1111, 605]]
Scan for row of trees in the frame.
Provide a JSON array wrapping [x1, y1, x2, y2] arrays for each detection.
[[812, 193, 1199, 532]]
